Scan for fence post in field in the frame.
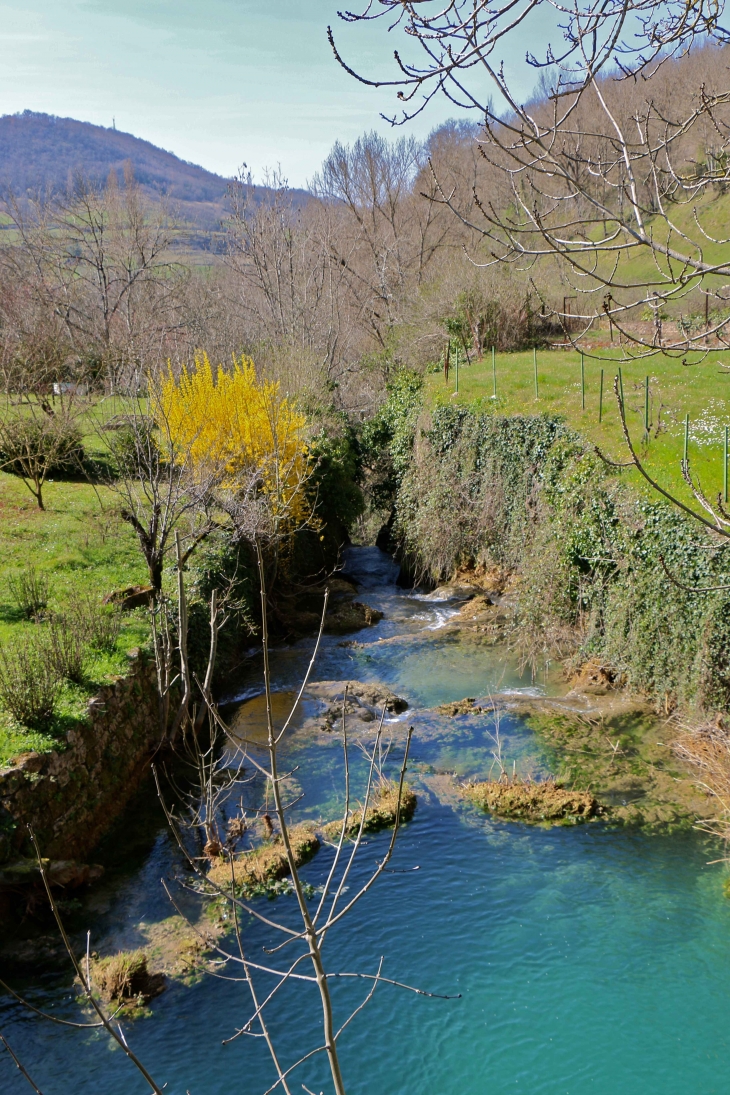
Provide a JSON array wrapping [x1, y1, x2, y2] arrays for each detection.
[[533, 347, 538, 399], [644, 375, 650, 435], [581, 352, 585, 410], [599, 368, 604, 422], [492, 346, 497, 399]]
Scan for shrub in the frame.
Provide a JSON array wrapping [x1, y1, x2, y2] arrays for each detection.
[[8, 566, 51, 619], [0, 637, 61, 728], [359, 369, 424, 510], [106, 418, 158, 480], [45, 614, 86, 684], [70, 593, 122, 653], [0, 410, 84, 508], [0, 414, 84, 476]]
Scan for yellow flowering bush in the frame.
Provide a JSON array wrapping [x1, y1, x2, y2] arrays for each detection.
[[154, 351, 310, 527]]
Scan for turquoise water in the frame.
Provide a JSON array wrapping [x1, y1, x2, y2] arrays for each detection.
[[1, 549, 729, 1094]]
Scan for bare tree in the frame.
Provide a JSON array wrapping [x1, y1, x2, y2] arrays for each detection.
[[226, 174, 345, 365], [0, 169, 190, 391], [313, 132, 454, 355], [0, 388, 85, 510], [3, 549, 452, 1095], [331, 2, 730, 357]]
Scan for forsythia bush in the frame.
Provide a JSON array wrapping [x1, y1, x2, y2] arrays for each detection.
[[155, 351, 310, 524]]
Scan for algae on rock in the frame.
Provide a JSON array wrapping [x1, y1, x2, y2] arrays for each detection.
[[323, 780, 416, 838], [464, 778, 600, 823], [516, 700, 710, 830], [91, 949, 165, 1006], [207, 824, 320, 894]]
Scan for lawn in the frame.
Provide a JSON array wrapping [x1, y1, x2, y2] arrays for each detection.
[[427, 346, 730, 510], [0, 428, 150, 765]]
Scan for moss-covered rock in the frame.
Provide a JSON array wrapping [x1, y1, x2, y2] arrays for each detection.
[[206, 824, 319, 894], [91, 949, 165, 1005], [322, 780, 416, 838], [464, 778, 600, 823]]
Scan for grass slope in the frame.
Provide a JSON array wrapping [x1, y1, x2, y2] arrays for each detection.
[[428, 347, 730, 509]]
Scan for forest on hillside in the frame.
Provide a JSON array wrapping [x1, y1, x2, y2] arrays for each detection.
[[3, 41, 730, 426]]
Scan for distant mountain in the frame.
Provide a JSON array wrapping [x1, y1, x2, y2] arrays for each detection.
[[0, 111, 308, 239]]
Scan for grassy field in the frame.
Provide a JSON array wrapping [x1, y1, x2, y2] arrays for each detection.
[[427, 346, 730, 508], [0, 420, 149, 765]]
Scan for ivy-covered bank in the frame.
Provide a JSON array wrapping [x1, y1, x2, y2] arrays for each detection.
[[367, 373, 730, 715]]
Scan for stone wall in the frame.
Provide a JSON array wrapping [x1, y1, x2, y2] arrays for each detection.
[[0, 653, 161, 863]]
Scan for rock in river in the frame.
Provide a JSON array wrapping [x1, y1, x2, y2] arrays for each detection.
[[304, 680, 408, 732]]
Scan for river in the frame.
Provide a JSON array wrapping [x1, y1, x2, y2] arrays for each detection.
[[1, 547, 729, 1094]]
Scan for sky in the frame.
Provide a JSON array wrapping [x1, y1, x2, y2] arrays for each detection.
[[0, 0, 553, 187]]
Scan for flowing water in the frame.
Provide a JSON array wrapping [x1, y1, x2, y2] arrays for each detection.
[[2, 548, 730, 1094]]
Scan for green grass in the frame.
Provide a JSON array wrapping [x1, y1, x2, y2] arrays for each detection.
[[428, 346, 730, 508], [0, 456, 150, 766]]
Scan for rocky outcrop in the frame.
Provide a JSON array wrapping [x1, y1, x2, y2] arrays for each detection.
[[304, 680, 408, 732], [0, 652, 161, 865], [324, 600, 383, 633], [568, 657, 620, 695]]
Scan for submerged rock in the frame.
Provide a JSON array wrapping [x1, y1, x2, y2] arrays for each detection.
[[436, 697, 485, 716], [464, 779, 601, 823], [305, 680, 408, 731], [420, 583, 481, 602]]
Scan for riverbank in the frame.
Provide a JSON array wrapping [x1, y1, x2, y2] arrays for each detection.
[[378, 387, 730, 719]]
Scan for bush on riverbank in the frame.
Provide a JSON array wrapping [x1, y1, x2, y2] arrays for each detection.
[[385, 394, 730, 715]]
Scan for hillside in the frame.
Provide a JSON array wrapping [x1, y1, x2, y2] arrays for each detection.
[[0, 111, 308, 237]]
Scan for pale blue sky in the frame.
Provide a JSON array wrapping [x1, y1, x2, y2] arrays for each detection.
[[0, 1, 550, 186]]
